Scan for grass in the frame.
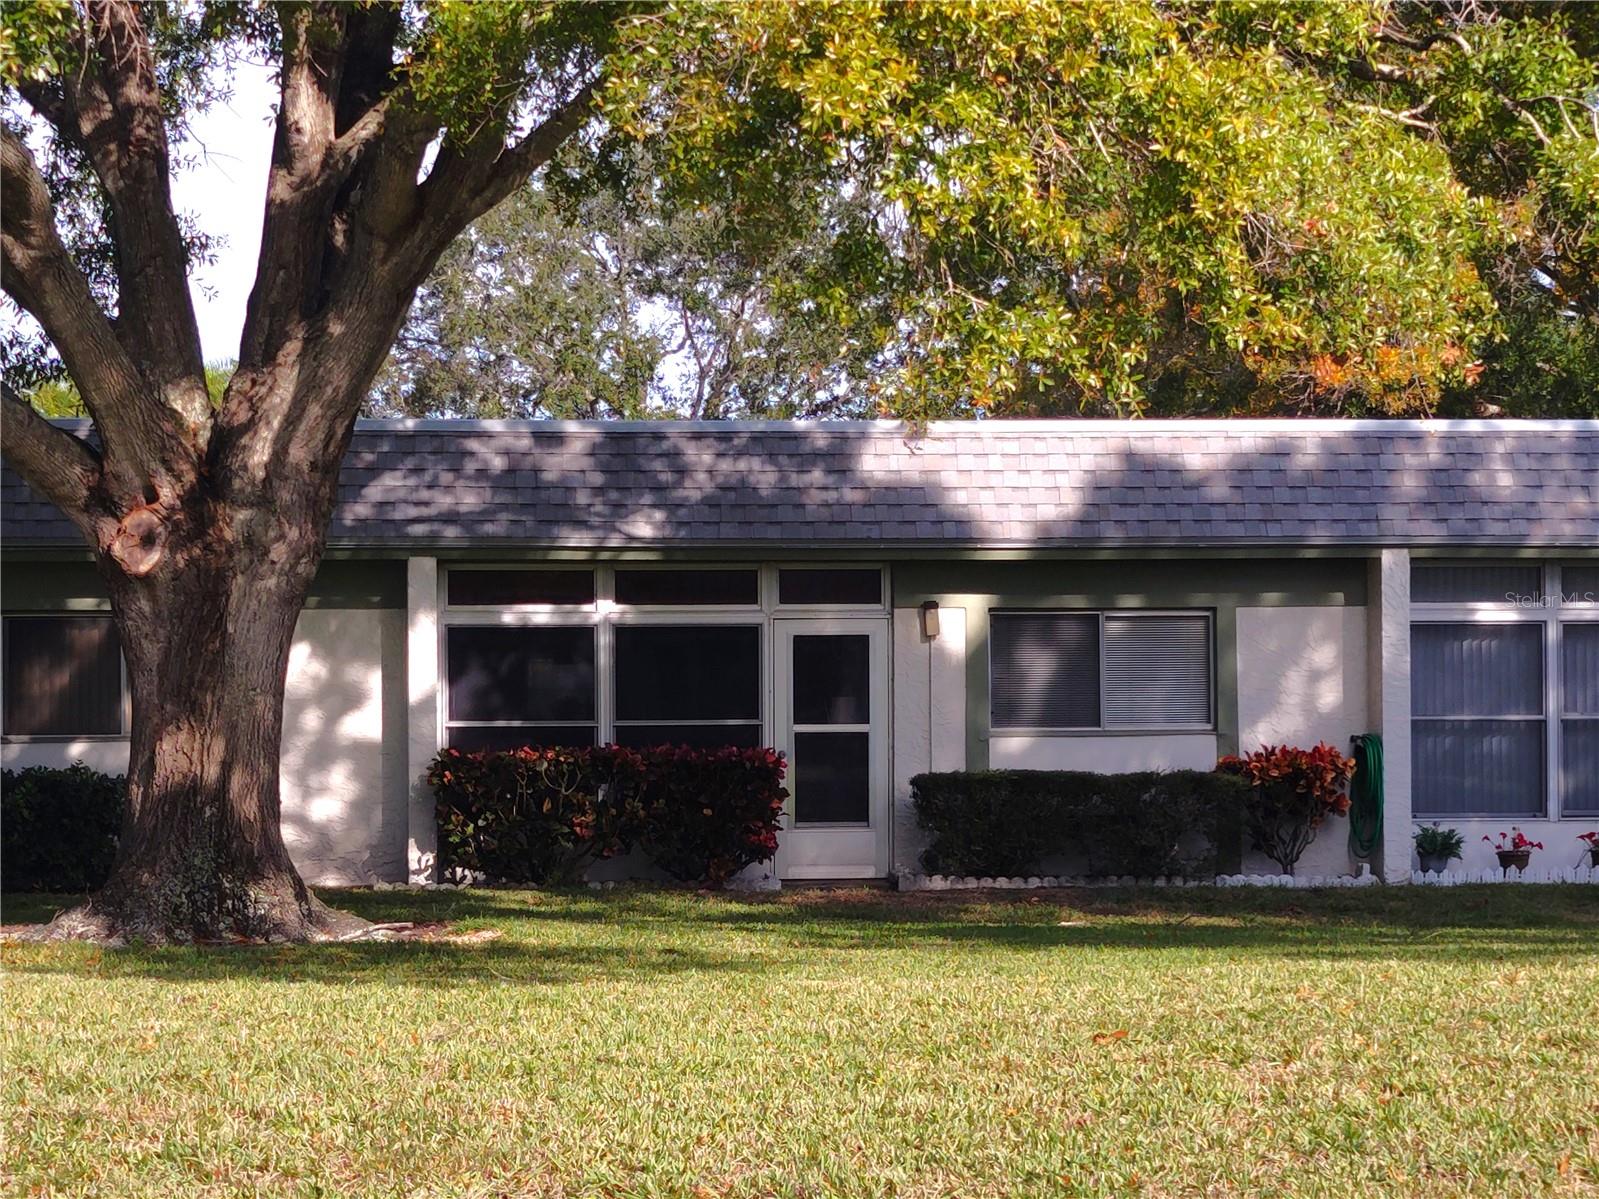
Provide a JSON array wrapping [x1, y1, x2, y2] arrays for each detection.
[[3, 885, 1598, 1199]]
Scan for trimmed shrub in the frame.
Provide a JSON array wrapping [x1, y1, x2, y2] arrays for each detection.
[[429, 747, 648, 885], [1, 764, 125, 892], [636, 744, 786, 884], [911, 769, 1248, 879], [430, 744, 786, 887]]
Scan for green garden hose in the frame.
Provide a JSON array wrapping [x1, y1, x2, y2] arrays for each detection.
[[1348, 733, 1384, 860]]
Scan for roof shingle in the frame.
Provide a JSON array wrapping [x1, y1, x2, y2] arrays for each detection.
[[4, 419, 1596, 549]]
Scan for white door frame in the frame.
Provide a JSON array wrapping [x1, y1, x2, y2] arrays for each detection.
[[772, 616, 891, 880]]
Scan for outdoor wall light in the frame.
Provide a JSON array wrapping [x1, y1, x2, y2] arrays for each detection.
[[919, 600, 941, 639]]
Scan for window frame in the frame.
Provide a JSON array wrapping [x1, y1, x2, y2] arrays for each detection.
[[1410, 560, 1599, 821], [987, 607, 1216, 736], [438, 564, 888, 752], [0, 611, 131, 742]]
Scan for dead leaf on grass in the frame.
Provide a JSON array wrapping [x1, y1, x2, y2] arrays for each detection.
[[1091, 1030, 1128, 1045]]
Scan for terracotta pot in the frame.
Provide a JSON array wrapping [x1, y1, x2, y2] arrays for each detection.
[[1496, 849, 1531, 874], [1417, 852, 1453, 874]]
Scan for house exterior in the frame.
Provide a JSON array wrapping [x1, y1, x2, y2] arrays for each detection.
[[3, 418, 1596, 886]]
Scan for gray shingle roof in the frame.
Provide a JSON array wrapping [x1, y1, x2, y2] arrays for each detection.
[[4, 419, 1596, 549]]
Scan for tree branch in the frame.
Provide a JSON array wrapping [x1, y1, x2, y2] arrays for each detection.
[[1, 126, 189, 498], [0, 379, 104, 531], [48, 1, 211, 424]]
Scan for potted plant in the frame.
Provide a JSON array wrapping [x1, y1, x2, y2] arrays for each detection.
[[1413, 823, 1463, 874], [1483, 828, 1542, 874], [1579, 831, 1599, 868], [1217, 742, 1356, 875]]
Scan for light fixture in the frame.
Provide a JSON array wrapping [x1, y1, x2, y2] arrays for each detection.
[[919, 600, 940, 639]]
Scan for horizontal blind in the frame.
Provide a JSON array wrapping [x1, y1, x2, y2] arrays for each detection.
[[1103, 614, 1212, 728], [1563, 564, 1599, 605], [1413, 719, 1544, 816], [1411, 561, 1542, 604], [1411, 623, 1542, 717], [990, 613, 1099, 729]]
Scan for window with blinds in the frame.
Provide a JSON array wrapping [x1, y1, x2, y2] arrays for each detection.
[[1561, 623, 1599, 816], [1, 615, 126, 737], [990, 611, 1212, 732], [1411, 622, 1545, 816]]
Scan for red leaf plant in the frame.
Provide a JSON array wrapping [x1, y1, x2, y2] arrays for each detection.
[[1217, 743, 1356, 874], [1482, 828, 1543, 854]]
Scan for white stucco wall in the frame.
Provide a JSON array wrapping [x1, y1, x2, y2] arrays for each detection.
[[2, 607, 408, 886], [891, 606, 966, 874], [1235, 605, 1369, 878], [987, 733, 1219, 773], [279, 608, 409, 885]]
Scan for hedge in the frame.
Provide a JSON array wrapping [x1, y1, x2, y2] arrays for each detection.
[[1, 764, 125, 892], [430, 744, 787, 886], [910, 769, 1248, 879]]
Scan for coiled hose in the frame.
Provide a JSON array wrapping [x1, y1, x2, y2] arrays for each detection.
[[1348, 733, 1384, 860]]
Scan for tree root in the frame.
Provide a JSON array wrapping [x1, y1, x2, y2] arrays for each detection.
[[2, 887, 372, 946]]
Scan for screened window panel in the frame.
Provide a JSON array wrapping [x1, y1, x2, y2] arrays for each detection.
[[792, 731, 870, 824], [1561, 623, 1599, 717], [614, 625, 760, 721], [1413, 719, 1545, 815], [614, 570, 757, 606], [446, 725, 596, 753], [1411, 624, 1543, 717], [1561, 720, 1599, 816], [610, 723, 763, 749], [1411, 561, 1542, 604], [447, 569, 594, 606], [1103, 615, 1212, 728], [990, 613, 1099, 729], [1, 616, 123, 736], [793, 634, 870, 725], [777, 569, 881, 606], [446, 626, 595, 723], [1561, 564, 1599, 605]]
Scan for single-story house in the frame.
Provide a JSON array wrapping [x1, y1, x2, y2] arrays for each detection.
[[3, 418, 1596, 885]]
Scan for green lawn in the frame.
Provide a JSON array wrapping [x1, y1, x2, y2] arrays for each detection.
[[4, 886, 1597, 1198]]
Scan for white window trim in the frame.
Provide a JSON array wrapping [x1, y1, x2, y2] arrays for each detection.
[[1411, 561, 1599, 821], [987, 607, 1217, 736]]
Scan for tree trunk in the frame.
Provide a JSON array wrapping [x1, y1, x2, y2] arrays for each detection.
[[40, 497, 369, 945]]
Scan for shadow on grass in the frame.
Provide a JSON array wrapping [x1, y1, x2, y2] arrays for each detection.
[[3, 884, 1596, 988]]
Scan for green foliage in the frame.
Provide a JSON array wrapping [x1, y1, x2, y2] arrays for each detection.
[[429, 744, 787, 886], [910, 769, 1248, 879], [9, 1, 1598, 419], [1414, 823, 1465, 861], [1, 765, 124, 893], [376, 166, 891, 418], [605, 0, 1520, 417]]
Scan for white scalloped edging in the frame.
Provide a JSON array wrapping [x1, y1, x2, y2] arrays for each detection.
[[897, 863, 1599, 891], [1409, 864, 1598, 885]]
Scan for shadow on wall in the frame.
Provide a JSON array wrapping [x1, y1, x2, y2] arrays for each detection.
[[278, 608, 409, 887]]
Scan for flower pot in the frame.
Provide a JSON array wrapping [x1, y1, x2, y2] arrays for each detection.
[[1495, 849, 1531, 874], [1417, 852, 1453, 874], [1589, 846, 1599, 869]]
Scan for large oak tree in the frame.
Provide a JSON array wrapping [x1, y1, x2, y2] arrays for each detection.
[[2, 1, 1592, 942]]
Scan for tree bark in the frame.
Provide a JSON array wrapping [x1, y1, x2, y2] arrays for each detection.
[[39, 477, 367, 945]]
